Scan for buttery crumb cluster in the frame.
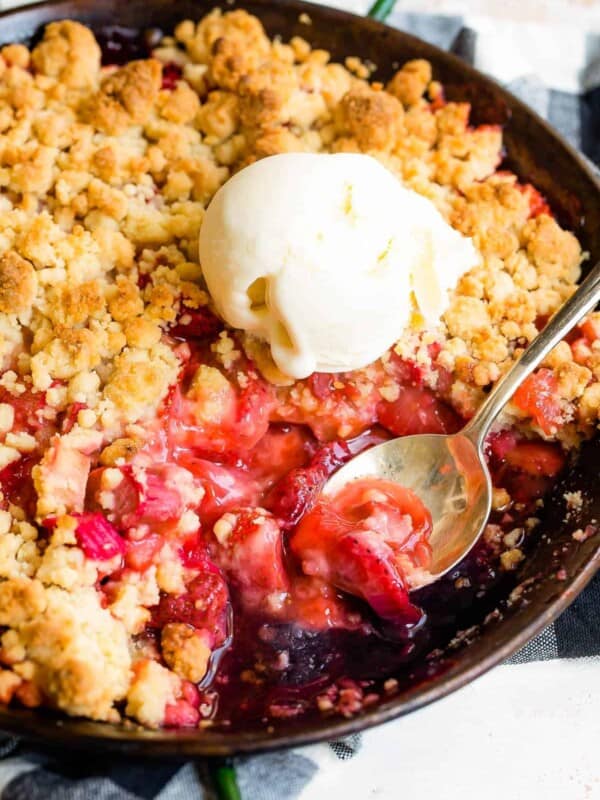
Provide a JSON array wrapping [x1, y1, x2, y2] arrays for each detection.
[[0, 10, 595, 729]]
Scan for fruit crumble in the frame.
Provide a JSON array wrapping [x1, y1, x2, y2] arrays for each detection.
[[0, 9, 595, 730]]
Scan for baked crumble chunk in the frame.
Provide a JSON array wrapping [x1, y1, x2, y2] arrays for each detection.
[[0, 10, 595, 729]]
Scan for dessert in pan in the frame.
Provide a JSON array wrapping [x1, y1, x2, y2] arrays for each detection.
[[0, 9, 595, 732]]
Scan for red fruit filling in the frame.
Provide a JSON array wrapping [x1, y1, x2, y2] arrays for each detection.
[[178, 456, 259, 525], [512, 368, 563, 435], [169, 306, 223, 340], [163, 697, 201, 728], [272, 372, 381, 440], [0, 386, 53, 436], [580, 316, 600, 343], [70, 344, 571, 728], [154, 569, 229, 641], [45, 513, 125, 561], [210, 508, 290, 610], [504, 441, 565, 477], [491, 437, 566, 502], [518, 182, 552, 218], [60, 402, 87, 434], [124, 534, 163, 572], [161, 62, 183, 90], [291, 479, 432, 632], [265, 441, 352, 530], [4, 317, 573, 729], [164, 683, 211, 729], [0, 455, 38, 515], [87, 464, 190, 529], [166, 356, 276, 456], [377, 385, 462, 436]]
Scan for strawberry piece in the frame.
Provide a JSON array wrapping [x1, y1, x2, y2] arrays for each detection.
[[167, 363, 276, 455], [235, 379, 275, 450], [504, 441, 565, 478], [377, 385, 462, 437], [163, 679, 217, 730], [210, 508, 289, 609], [87, 465, 189, 529], [495, 440, 566, 503], [242, 424, 315, 487], [334, 532, 422, 624], [45, 512, 125, 561], [125, 534, 162, 572], [310, 440, 352, 474], [581, 316, 600, 344], [287, 575, 356, 631], [169, 307, 222, 340], [181, 680, 201, 706], [266, 467, 323, 530], [180, 535, 211, 569], [0, 455, 38, 515], [486, 429, 518, 463], [161, 62, 183, 91], [519, 183, 552, 218], [163, 699, 200, 728], [291, 478, 431, 632], [179, 456, 259, 526], [154, 568, 229, 644], [133, 470, 184, 523], [308, 373, 335, 400], [512, 369, 563, 434], [265, 441, 351, 530]]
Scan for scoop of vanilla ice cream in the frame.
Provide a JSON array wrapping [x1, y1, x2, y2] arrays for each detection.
[[199, 153, 478, 379]]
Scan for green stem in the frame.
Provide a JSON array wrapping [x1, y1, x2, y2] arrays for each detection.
[[210, 758, 242, 800], [367, 0, 397, 21]]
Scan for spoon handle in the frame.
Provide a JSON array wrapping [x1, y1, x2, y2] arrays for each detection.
[[464, 258, 600, 449]]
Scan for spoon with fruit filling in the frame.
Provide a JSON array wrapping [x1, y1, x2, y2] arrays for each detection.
[[199, 152, 597, 624], [321, 258, 600, 587]]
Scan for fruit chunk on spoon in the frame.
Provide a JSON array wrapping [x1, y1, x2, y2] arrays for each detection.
[[322, 260, 600, 586]]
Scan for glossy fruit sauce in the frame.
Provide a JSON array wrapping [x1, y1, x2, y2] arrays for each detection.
[[81, 298, 564, 729]]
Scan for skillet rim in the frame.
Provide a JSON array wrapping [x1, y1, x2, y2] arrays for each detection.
[[0, 0, 597, 757]]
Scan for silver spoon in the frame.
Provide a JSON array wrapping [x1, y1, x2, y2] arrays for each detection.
[[323, 260, 600, 586]]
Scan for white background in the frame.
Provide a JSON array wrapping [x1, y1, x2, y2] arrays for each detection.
[[299, 660, 600, 799]]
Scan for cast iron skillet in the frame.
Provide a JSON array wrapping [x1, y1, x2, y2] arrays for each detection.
[[0, 0, 598, 758]]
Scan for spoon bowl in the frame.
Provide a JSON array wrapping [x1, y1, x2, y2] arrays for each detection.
[[324, 432, 491, 585]]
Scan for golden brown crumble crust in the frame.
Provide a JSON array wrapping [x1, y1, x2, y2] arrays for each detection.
[[161, 622, 211, 683], [83, 59, 163, 135]]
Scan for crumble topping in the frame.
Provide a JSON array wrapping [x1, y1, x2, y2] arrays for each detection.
[[161, 622, 212, 683], [30, 20, 101, 89], [125, 659, 180, 728], [83, 59, 163, 135], [0, 8, 594, 730]]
